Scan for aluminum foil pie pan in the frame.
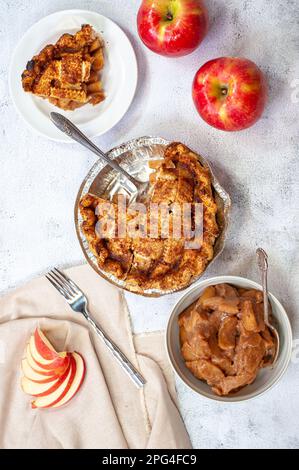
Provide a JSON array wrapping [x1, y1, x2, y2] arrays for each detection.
[[74, 136, 231, 296]]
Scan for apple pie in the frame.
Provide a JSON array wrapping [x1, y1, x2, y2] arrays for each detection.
[[179, 284, 277, 396], [79, 143, 219, 293], [21, 24, 105, 111]]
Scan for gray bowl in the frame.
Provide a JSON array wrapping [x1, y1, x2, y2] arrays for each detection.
[[166, 276, 293, 402]]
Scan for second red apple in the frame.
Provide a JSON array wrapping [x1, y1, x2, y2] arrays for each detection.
[[192, 57, 267, 131]]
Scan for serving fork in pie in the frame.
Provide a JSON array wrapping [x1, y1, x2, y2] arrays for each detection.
[[21, 24, 105, 110]]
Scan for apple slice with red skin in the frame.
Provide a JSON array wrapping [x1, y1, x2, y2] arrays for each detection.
[[29, 335, 67, 370], [51, 352, 85, 408], [21, 357, 68, 384], [21, 359, 72, 397], [25, 344, 70, 376], [31, 354, 79, 409], [34, 328, 61, 360], [22, 358, 58, 384]]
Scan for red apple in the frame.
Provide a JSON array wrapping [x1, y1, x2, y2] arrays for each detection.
[[137, 0, 208, 57], [192, 57, 267, 131]]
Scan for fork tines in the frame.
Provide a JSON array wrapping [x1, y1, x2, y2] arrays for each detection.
[[46, 268, 80, 301]]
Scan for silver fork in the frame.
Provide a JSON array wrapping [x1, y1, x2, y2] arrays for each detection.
[[46, 268, 146, 389], [50, 113, 149, 201]]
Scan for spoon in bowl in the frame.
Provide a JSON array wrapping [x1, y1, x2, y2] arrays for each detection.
[[256, 247, 280, 366], [50, 112, 149, 201]]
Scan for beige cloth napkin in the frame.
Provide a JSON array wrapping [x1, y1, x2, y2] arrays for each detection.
[[0, 265, 191, 449]]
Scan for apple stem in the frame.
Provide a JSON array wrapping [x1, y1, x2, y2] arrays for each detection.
[[221, 87, 228, 96], [166, 12, 173, 21]]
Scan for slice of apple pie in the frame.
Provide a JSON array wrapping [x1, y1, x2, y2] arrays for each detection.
[[79, 143, 219, 294], [21, 24, 105, 111]]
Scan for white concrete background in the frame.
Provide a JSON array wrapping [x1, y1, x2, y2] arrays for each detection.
[[1, 0, 299, 449]]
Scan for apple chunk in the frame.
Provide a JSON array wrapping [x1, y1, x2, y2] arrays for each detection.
[[31, 355, 77, 409]]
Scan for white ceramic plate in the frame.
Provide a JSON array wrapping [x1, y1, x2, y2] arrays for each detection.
[[166, 276, 293, 402], [9, 9, 138, 142]]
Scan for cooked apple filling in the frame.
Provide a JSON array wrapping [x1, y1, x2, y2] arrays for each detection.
[[179, 284, 277, 396]]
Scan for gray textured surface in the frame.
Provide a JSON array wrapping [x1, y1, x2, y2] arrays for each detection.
[[1, 0, 299, 449]]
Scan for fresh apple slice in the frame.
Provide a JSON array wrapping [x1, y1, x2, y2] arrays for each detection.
[[31, 355, 77, 409], [25, 344, 70, 376], [34, 328, 60, 360], [21, 360, 71, 397], [52, 352, 85, 408], [21, 357, 70, 383], [29, 334, 67, 370], [21, 357, 68, 384]]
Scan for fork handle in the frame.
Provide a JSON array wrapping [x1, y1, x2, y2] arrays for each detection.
[[50, 112, 141, 190], [82, 307, 146, 389]]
